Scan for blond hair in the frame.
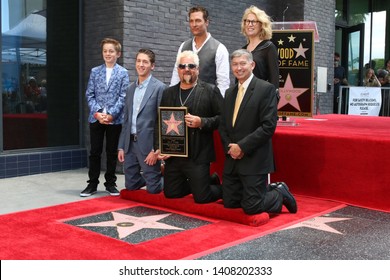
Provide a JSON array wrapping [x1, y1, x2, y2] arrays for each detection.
[[176, 50, 200, 66], [241, 6, 273, 42]]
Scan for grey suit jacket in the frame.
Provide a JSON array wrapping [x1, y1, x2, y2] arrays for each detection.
[[118, 76, 166, 155], [219, 76, 278, 175]]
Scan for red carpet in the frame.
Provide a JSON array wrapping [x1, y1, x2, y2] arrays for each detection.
[[211, 114, 390, 212], [0, 195, 344, 260], [272, 114, 390, 212], [121, 189, 270, 227]]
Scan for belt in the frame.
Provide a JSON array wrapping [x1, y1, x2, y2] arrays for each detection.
[[130, 134, 138, 142]]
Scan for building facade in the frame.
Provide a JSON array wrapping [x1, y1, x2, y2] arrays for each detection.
[[1, 0, 388, 178]]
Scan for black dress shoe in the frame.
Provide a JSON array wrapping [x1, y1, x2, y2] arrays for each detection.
[[209, 172, 221, 185], [266, 182, 278, 192], [275, 182, 297, 213]]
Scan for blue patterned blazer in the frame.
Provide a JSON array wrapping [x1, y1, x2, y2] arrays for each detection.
[[86, 63, 130, 124]]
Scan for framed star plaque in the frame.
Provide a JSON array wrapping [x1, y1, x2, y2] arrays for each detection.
[[158, 106, 188, 157]]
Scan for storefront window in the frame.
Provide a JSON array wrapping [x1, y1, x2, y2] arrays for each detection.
[[2, 1, 47, 150], [335, 0, 388, 85], [1, 0, 80, 151], [364, 11, 386, 70]]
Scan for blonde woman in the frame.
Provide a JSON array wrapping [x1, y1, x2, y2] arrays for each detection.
[[363, 68, 381, 87], [241, 6, 279, 93]]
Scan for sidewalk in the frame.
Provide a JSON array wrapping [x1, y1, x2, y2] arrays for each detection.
[[1, 168, 125, 215]]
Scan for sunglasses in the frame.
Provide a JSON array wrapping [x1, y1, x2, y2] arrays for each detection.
[[178, 63, 197, 69]]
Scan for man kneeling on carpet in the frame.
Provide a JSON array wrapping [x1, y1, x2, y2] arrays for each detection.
[[118, 49, 166, 194], [157, 50, 223, 204], [218, 49, 297, 214]]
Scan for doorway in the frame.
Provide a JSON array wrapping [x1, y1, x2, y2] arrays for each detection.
[[336, 23, 365, 86]]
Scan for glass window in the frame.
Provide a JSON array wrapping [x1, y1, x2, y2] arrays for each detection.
[[364, 11, 386, 70], [1, 0, 80, 151], [2, 1, 47, 150], [335, 0, 388, 85]]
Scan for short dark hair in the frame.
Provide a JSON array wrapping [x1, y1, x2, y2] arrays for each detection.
[[189, 6, 209, 21], [136, 49, 156, 64]]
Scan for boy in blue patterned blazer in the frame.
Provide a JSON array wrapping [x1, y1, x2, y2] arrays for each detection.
[[81, 38, 130, 197]]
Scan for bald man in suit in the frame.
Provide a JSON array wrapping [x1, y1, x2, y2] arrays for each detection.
[[219, 49, 297, 215]]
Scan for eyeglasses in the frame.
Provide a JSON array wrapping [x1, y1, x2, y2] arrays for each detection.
[[178, 63, 197, 70], [243, 19, 260, 26]]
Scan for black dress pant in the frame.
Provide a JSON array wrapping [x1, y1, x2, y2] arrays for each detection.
[[222, 171, 283, 215], [163, 157, 222, 204], [88, 121, 122, 187]]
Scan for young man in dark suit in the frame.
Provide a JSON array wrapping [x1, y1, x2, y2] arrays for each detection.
[[117, 49, 166, 194], [218, 49, 297, 215]]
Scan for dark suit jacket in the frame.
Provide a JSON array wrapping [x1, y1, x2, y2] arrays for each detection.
[[159, 80, 223, 164], [219, 76, 278, 175], [118, 76, 166, 155]]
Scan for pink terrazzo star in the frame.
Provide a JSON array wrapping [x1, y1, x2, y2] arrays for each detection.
[[79, 212, 184, 239]]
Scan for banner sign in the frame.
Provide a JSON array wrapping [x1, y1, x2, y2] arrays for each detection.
[[348, 86, 382, 116], [272, 30, 314, 117]]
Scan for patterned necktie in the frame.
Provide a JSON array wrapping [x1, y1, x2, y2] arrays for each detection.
[[232, 85, 245, 126]]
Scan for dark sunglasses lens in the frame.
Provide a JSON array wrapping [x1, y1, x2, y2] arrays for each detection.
[[178, 64, 196, 69]]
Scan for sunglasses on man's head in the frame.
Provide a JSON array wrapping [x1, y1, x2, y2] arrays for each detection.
[[178, 63, 197, 69]]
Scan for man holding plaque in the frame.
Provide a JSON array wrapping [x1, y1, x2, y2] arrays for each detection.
[[219, 49, 297, 215], [158, 50, 223, 204]]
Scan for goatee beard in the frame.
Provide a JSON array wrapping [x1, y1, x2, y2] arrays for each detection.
[[183, 74, 192, 84]]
